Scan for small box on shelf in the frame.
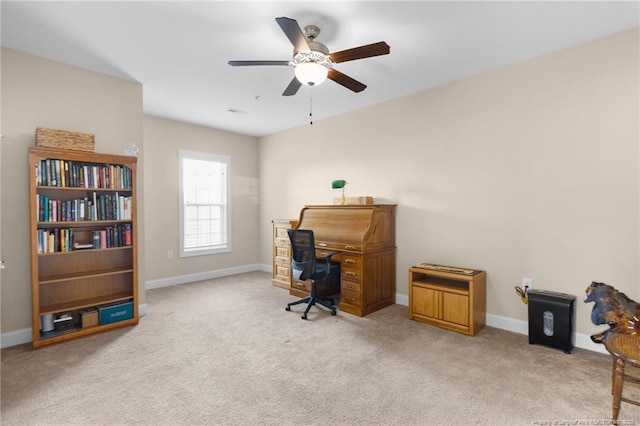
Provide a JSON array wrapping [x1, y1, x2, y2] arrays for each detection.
[[53, 312, 74, 332], [79, 308, 99, 328], [36, 127, 95, 152], [98, 301, 133, 325]]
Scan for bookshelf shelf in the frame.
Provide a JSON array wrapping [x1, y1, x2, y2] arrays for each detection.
[[37, 245, 133, 256], [39, 267, 134, 284], [38, 186, 132, 192], [39, 292, 134, 315], [37, 220, 133, 226], [37, 319, 139, 346], [29, 146, 139, 349]]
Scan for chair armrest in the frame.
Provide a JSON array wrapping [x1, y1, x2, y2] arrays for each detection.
[[317, 250, 340, 275], [317, 250, 339, 260]]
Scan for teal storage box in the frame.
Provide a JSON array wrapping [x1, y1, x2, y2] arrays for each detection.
[[98, 301, 133, 325]]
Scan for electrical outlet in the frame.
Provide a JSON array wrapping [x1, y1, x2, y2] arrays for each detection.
[[522, 277, 533, 291], [167, 250, 173, 259]]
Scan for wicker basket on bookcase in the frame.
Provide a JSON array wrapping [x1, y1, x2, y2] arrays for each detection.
[[35, 127, 95, 152]]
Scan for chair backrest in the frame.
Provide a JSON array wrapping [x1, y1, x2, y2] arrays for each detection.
[[287, 229, 316, 281]]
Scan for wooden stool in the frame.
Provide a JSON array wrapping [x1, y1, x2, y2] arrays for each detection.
[[604, 333, 640, 421]]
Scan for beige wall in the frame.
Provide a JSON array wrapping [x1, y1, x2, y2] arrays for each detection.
[[259, 28, 640, 339], [142, 116, 260, 282], [2, 28, 638, 349], [0, 48, 261, 343], [1, 48, 145, 333]]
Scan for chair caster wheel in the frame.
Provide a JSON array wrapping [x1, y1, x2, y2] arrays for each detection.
[[285, 306, 291, 311], [301, 314, 307, 320], [331, 310, 337, 316]]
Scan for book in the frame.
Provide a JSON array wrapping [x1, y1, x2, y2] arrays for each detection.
[[45, 159, 52, 186], [63, 161, 70, 187], [124, 224, 132, 246], [92, 231, 100, 249], [73, 242, 93, 250]]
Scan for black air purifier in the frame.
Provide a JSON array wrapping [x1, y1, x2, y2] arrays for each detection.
[[528, 289, 576, 354]]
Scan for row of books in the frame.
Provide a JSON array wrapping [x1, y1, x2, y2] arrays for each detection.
[[35, 158, 133, 189], [37, 192, 132, 222], [37, 224, 133, 254]]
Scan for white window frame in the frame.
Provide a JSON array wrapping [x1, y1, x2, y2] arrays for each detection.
[[179, 149, 231, 257]]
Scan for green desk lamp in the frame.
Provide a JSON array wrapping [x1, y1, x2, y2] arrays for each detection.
[[332, 180, 347, 205]]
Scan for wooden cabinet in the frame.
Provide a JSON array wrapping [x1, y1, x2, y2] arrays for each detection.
[[272, 219, 297, 289], [409, 264, 486, 336], [28, 146, 138, 349]]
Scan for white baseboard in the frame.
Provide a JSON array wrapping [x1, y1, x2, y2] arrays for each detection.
[[394, 296, 608, 355], [484, 312, 608, 355], [0, 264, 271, 348], [145, 264, 266, 290], [1, 327, 32, 349], [0, 267, 608, 356], [395, 293, 409, 306]]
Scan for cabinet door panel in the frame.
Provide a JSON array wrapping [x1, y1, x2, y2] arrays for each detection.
[[411, 286, 439, 319], [441, 292, 469, 326]]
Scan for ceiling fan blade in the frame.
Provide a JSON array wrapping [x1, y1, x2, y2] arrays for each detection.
[[228, 60, 290, 66], [327, 69, 367, 93], [275, 17, 311, 53], [329, 41, 390, 64], [282, 77, 302, 96]]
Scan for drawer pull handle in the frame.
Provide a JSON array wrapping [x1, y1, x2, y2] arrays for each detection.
[[318, 243, 327, 247], [345, 272, 356, 277], [346, 284, 357, 290], [295, 283, 304, 288], [345, 259, 356, 264], [345, 245, 356, 250]]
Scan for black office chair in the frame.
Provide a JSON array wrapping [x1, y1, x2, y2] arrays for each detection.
[[285, 229, 339, 320]]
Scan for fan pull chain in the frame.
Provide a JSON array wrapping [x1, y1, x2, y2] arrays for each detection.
[[309, 86, 313, 125]]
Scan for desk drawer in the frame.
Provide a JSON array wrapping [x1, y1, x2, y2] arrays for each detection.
[[290, 279, 337, 297], [341, 254, 362, 268], [316, 250, 340, 261], [341, 288, 361, 306], [275, 264, 291, 280], [342, 267, 362, 283], [341, 279, 362, 294], [291, 279, 311, 293], [275, 227, 290, 239], [275, 246, 290, 258], [275, 238, 290, 246], [316, 241, 363, 252]]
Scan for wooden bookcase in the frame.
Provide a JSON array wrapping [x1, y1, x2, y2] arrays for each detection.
[[409, 264, 486, 336], [28, 146, 139, 349]]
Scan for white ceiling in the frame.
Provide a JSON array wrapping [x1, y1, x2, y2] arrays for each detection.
[[2, 1, 638, 137]]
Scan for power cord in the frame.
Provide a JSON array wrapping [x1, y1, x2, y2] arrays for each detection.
[[515, 285, 529, 304]]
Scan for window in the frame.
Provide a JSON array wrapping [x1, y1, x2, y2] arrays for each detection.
[[179, 149, 231, 257]]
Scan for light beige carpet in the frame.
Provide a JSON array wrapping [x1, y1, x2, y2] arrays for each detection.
[[2, 271, 637, 425]]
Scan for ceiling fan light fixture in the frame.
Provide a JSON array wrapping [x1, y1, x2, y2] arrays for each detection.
[[294, 62, 328, 86]]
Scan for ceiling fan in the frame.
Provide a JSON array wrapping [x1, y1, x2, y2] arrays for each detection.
[[228, 17, 390, 96]]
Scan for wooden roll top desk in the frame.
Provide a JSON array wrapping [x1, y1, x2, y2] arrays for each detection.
[[272, 204, 397, 317]]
